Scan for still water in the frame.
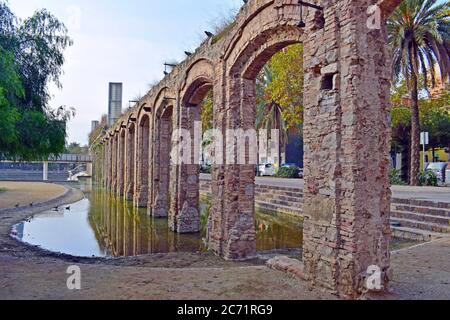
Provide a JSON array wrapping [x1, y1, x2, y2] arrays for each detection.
[[12, 189, 303, 258]]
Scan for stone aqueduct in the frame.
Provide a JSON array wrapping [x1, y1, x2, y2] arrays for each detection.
[[91, 0, 402, 298]]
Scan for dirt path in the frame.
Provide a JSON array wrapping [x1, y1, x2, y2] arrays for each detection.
[[389, 238, 450, 300]]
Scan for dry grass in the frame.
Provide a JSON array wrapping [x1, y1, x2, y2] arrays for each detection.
[[0, 182, 66, 209]]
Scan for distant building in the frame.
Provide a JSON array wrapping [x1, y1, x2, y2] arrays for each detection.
[[108, 83, 123, 125]]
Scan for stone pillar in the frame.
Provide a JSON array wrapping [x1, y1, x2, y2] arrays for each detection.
[[43, 161, 49, 181], [169, 104, 200, 233], [153, 109, 173, 218], [135, 116, 150, 207], [301, 0, 392, 298], [117, 132, 125, 196], [86, 162, 93, 176], [111, 135, 118, 194], [207, 64, 257, 261], [105, 138, 111, 191]]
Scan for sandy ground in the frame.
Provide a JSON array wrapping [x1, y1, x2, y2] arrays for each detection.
[[0, 182, 67, 210], [0, 183, 449, 300]]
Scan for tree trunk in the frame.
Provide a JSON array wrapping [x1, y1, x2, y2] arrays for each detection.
[[410, 72, 420, 186]]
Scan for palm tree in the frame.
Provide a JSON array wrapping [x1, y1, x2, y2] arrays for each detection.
[[256, 65, 288, 166], [388, 0, 450, 185]]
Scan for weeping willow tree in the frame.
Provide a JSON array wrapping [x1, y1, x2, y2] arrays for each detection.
[[0, 2, 74, 161]]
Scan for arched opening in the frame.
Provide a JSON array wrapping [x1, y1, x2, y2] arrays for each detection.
[[208, 25, 304, 261], [135, 114, 150, 207], [171, 77, 213, 234], [153, 105, 174, 217], [125, 123, 136, 201]]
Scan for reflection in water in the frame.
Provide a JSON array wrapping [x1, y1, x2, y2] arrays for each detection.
[[13, 188, 303, 258]]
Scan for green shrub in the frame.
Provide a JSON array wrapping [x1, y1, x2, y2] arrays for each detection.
[[276, 166, 300, 179], [418, 170, 438, 187], [389, 169, 406, 185], [201, 165, 211, 174]]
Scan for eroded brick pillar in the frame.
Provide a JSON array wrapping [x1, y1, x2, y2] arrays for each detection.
[[169, 104, 200, 233], [135, 116, 150, 207], [207, 74, 257, 261], [117, 131, 126, 196], [125, 125, 135, 201], [301, 0, 392, 298], [153, 108, 173, 218], [111, 135, 118, 194], [107, 138, 113, 191]]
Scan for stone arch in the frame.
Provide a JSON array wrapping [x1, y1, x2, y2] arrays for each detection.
[[206, 0, 396, 298], [135, 112, 151, 207], [208, 18, 305, 262], [170, 61, 214, 233]]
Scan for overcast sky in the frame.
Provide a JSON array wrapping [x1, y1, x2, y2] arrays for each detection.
[[9, 0, 242, 145]]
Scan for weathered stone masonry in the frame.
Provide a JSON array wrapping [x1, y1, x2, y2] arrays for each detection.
[[90, 0, 402, 298]]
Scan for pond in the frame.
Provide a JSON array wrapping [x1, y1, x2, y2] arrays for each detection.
[[12, 189, 304, 258]]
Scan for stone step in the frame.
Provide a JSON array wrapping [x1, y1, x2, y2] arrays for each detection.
[[391, 210, 450, 226], [391, 204, 450, 218], [390, 226, 447, 242], [255, 188, 303, 198], [392, 198, 450, 210], [390, 217, 450, 234], [255, 198, 302, 209], [257, 194, 302, 203], [256, 200, 302, 215], [255, 193, 301, 203]]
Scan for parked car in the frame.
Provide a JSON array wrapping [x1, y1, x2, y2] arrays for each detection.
[[258, 164, 276, 177], [281, 163, 298, 169]]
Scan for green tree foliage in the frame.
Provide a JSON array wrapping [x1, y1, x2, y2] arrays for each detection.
[[0, 2, 73, 161], [263, 44, 304, 131], [420, 91, 450, 150], [200, 90, 213, 134], [65, 142, 89, 155], [388, 0, 450, 185]]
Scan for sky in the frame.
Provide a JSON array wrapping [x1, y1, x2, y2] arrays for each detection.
[[8, 0, 243, 145]]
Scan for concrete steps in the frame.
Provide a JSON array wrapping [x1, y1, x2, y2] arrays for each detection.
[[256, 200, 302, 216], [390, 217, 450, 234], [391, 210, 450, 226], [390, 226, 447, 242], [390, 199, 450, 240], [392, 204, 450, 218]]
